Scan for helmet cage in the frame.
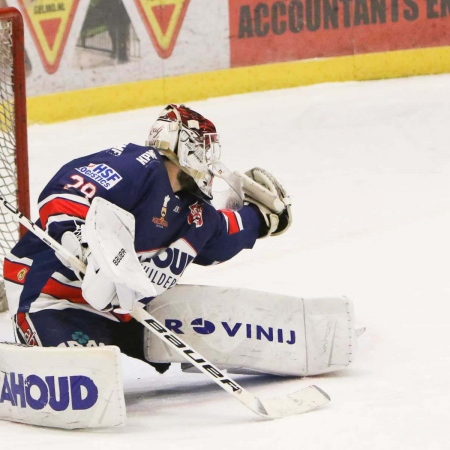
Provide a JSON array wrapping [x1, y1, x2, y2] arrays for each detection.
[[178, 128, 221, 170], [147, 104, 243, 209]]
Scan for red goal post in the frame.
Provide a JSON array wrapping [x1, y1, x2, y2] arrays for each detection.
[[0, 7, 30, 312]]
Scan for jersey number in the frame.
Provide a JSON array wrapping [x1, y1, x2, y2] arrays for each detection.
[[64, 175, 96, 198]]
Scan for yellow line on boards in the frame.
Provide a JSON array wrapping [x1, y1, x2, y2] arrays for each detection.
[[27, 46, 450, 124]]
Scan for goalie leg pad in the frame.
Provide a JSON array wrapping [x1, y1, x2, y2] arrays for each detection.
[[0, 343, 126, 429], [144, 285, 357, 376]]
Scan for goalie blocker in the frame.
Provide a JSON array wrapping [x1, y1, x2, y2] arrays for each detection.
[[145, 285, 357, 377]]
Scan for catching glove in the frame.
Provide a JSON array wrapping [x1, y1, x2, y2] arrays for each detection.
[[57, 224, 144, 312], [236, 167, 292, 238]]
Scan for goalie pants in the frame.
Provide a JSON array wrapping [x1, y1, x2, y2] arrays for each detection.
[[13, 309, 170, 373]]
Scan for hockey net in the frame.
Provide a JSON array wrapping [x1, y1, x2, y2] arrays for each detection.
[[0, 7, 29, 313]]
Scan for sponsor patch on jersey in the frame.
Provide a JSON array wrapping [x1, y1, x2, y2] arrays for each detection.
[[139, 239, 197, 294], [75, 163, 122, 190], [107, 144, 126, 156], [152, 195, 170, 228], [136, 149, 157, 166]]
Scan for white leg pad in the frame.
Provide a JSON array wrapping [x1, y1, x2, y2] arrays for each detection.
[[144, 285, 357, 376], [0, 343, 126, 428]]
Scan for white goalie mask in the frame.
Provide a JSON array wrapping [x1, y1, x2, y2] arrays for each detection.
[[146, 104, 243, 210]]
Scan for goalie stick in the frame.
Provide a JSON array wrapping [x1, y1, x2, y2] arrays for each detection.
[[0, 194, 331, 419]]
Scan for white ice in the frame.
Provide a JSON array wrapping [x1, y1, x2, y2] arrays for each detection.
[[1, 73, 450, 449]]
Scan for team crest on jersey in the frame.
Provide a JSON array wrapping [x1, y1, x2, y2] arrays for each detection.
[[188, 201, 204, 228], [75, 163, 122, 190], [17, 268, 27, 281], [153, 195, 170, 228]]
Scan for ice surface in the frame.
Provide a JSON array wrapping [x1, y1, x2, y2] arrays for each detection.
[[1, 73, 449, 449]]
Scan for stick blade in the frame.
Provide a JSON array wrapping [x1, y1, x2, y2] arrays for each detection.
[[258, 385, 330, 419]]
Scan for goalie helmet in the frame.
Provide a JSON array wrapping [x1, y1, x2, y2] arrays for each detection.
[[147, 104, 243, 210]]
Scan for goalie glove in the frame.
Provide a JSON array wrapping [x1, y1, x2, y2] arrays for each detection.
[[236, 167, 292, 238], [56, 227, 118, 311], [56, 214, 147, 312], [80, 252, 146, 312], [82, 197, 156, 314], [56, 225, 90, 280], [81, 252, 117, 311]]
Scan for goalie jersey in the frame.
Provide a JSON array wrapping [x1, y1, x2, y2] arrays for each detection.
[[4, 144, 263, 318]]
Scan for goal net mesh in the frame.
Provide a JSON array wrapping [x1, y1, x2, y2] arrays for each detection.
[[0, 15, 22, 312]]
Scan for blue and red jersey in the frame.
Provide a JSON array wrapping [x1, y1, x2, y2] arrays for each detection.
[[4, 144, 263, 320]]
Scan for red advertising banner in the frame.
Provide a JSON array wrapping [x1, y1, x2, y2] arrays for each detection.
[[229, 0, 450, 67]]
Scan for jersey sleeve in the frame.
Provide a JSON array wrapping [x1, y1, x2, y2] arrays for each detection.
[[38, 188, 90, 242], [193, 204, 264, 265], [36, 144, 158, 242]]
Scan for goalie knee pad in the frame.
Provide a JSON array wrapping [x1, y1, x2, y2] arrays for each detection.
[[144, 285, 358, 377]]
